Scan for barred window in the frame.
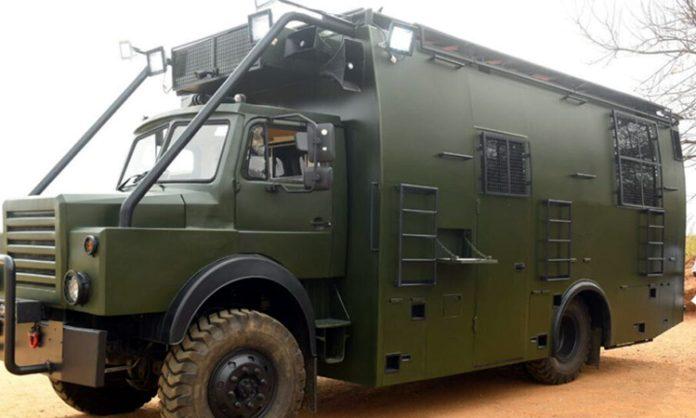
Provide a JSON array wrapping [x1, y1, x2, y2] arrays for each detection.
[[612, 111, 662, 208], [480, 132, 531, 196]]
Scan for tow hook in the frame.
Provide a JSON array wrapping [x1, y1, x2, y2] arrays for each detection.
[[28, 326, 42, 349]]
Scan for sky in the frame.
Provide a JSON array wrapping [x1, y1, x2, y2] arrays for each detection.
[[0, 0, 693, 232]]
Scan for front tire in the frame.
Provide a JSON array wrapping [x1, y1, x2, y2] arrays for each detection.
[[51, 372, 155, 415], [158, 309, 306, 418], [526, 300, 591, 384]]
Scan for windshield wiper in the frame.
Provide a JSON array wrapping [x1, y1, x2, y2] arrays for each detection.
[[117, 170, 149, 191]]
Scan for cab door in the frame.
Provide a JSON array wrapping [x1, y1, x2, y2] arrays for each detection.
[[235, 119, 346, 278]]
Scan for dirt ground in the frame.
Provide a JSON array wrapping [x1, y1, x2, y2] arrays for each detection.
[[1, 314, 695, 418]]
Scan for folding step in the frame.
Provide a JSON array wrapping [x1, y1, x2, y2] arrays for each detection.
[[315, 318, 351, 364]]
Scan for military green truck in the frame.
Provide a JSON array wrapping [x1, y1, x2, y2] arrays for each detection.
[[0, 5, 687, 418]]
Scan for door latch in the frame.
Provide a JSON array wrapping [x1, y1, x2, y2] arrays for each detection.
[[311, 218, 332, 229]]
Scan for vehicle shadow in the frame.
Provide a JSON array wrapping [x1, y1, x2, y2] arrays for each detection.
[[299, 356, 666, 418], [62, 355, 665, 418]]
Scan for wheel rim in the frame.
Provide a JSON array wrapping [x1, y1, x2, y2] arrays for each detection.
[[555, 313, 580, 362], [208, 349, 277, 418]]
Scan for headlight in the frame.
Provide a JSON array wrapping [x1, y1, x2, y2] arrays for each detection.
[[64, 271, 91, 306]]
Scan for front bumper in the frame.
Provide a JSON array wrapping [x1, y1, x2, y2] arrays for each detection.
[[1, 254, 107, 387]]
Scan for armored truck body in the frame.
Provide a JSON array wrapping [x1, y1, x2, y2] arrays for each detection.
[[0, 8, 686, 417]]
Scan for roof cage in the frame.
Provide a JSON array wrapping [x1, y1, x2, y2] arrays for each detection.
[[171, 24, 255, 93]]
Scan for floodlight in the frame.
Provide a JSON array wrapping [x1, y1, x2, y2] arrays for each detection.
[[119, 40, 134, 60], [146, 47, 167, 75], [248, 9, 273, 44], [387, 23, 416, 56]]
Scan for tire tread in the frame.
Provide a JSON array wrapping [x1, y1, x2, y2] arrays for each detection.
[[158, 309, 305, 418]]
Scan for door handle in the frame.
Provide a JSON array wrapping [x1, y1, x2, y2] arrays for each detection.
[[311, 218, 332, 229]]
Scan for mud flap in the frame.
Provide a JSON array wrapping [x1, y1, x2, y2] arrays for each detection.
[[586, 327, 602, 367], [305, 356, 318, 412], [304, 357, 317, 413]]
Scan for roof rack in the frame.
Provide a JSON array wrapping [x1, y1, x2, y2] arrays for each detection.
[[347, 10, 675, 125]]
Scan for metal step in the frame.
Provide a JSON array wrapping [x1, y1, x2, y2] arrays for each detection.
[[315, 318, 351, 329]]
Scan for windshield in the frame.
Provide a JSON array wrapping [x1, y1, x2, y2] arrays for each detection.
[[119, 121, 229, 188], [121, 126, 167, 183]]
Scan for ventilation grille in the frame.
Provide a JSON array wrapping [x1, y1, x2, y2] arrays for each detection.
[[481, 132, 530, 196], [172, 24, 253, 92], [6, 210, 57, 288]]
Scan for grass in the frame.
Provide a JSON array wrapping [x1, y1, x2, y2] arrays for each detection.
[[687, 235, 696, 265]]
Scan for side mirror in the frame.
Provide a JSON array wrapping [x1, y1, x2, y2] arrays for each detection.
[[298, 123, 335, 163], [304, 167, 333, 191]]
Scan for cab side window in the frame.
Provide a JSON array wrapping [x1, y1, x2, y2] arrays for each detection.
[[245, 124, 308, 181]]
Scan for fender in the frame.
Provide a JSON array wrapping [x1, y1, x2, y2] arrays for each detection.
[[159, 254, 315, 356], [554, 279, 612, 348]]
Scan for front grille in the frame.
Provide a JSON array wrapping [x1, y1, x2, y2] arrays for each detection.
[[6, 210, 57, 288]]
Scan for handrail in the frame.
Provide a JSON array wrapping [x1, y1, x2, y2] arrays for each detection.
[[1, 254, 53, 375], [30, 67, 151, 196], [118, 12, 356, 227]]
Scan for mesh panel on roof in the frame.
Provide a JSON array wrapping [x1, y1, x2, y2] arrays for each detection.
[[172, 25, 252, 92]]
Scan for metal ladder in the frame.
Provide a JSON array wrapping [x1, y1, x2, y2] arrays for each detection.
[[397, 183, 439, 287], [642, 208, 665, 277], [541, 199, 574, 281]]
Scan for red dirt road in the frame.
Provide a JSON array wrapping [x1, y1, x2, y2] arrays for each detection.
[[2, 315, 696, 417]]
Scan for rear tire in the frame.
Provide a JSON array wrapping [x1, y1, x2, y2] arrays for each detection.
[[526, 300, 591, 384], [158, 309, 305, 418], [51, 372, 155, 415]]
